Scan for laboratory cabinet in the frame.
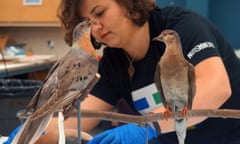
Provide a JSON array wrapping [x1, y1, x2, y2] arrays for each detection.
[[0, 0, 61, 27]]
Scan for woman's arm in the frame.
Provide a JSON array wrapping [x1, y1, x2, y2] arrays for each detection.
[[36, 94, 113, 144], [153, 56, 231, 133]]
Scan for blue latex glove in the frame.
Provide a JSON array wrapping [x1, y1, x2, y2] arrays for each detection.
[[4, 125, 45, 144], [88, 123, 157, 144], [4, 125, 22, 144]]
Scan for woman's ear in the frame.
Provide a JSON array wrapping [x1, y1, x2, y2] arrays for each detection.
[[90, 34, 102, 49]]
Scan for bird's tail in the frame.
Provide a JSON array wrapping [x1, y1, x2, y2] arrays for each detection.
[[174, 118, 187, 144], [12, 114, 53, 144]]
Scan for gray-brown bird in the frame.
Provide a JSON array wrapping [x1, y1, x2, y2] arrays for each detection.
[[12, 21, 99, 144], [153, 29, 196, 144]]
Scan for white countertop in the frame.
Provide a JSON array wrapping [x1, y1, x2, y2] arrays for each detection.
[[0, 55, 57, 78]]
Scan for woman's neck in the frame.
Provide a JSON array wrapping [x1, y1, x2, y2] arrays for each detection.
[[123, 22, 150, 61]]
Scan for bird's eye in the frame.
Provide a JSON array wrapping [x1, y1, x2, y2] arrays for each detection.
[[73, 63, 81, 67], [83, 76, 88, 80]]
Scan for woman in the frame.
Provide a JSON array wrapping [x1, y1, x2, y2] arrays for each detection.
[[37, 0, 240, 143]]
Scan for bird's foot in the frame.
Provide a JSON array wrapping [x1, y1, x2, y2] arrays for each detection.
[[181, 105, 188, 117], [163, 107, 172, 120]]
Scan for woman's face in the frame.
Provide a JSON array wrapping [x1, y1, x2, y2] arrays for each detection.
[[80, 0, 138, 48]]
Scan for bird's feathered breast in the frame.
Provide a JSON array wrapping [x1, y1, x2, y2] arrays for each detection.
[[154, 29, 196, 111], [159, 56, 191, 108]]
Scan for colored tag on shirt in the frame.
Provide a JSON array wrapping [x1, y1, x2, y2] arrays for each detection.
[[131, 83, 162, 114]]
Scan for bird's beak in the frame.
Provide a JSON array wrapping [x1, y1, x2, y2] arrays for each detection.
[[152, 36, 163, 42]]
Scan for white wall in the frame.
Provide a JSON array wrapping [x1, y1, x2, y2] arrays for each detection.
[[0, 27, 70, 59], [0, 26, 104, 59]]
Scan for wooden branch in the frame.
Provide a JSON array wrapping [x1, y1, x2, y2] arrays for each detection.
[[77, 109, 240, 125], [66, 74, 240, 126]]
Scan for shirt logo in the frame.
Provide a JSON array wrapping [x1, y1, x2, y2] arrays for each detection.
[[187, 41, 215, 59], [131, 83, 162, 114]]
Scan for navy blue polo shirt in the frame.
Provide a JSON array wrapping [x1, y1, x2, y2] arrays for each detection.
[[91, 6, 240, 144]]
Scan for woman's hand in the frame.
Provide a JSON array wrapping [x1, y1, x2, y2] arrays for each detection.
[[88, 123, 157, 144]]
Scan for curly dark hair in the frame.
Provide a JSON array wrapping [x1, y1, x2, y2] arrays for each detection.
[[57, 0, 156, 46]]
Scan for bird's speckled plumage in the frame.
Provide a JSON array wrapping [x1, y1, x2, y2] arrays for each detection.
[[153, 29, 196, 144], [12, 21, 99, 144]]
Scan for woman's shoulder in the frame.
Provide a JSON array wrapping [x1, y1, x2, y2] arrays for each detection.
[[149, 6, 201, 31], [151, 6, 193, 16], [150, 6, 204, 25]]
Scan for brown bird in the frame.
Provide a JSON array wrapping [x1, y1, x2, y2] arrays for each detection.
[[153, 29, 196, 144], [12, 21, 99, 144]]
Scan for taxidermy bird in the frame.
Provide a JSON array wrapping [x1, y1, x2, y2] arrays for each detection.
[[12, 20, 99, 144], [153, 29, 196, 144]]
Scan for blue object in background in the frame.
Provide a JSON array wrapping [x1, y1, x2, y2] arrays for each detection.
[[155, 0, 240, 49], [3, 46, 26, 57], [3, 125, 22, 144], [208, 0, 240, 49], [185, 0, 208, 18], [156, 0, 185, 7]]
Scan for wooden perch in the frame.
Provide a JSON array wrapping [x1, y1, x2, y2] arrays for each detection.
[[67, 73, 240, 126], [76, 109, 240, 125]]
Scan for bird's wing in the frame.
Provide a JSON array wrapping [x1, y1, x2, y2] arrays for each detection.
[[23, 61, 60, 111], [30, 52, 98, 120], [12, 113, 53, 144], [187, 64, 196, 110], [43, 61, 60, 82], [154, 63, 168, 107], [29, 91, 81, 120]]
